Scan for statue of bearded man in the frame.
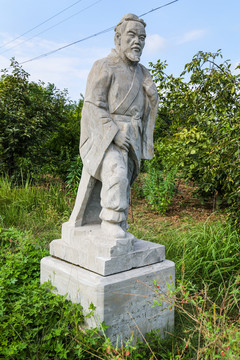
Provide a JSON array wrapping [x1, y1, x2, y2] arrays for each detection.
[[69, 13, 159, 239]]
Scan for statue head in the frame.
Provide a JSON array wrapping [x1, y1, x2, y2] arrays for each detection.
[[114, 14, 146, 63]]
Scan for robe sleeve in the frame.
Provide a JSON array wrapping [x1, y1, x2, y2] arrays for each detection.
[[80, 59, 119, 177], [141, 65, 159, 159]]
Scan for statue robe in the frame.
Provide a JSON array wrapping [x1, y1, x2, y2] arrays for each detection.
[[69, 50, 158, 226]]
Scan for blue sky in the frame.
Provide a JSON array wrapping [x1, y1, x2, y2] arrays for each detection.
[[0, 0, 239, 100]]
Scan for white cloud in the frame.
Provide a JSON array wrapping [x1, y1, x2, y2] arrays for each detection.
[[25, 56, 90, 99], [0, 34, 110, 100], [178, 29, 206, 44], [144, 34, 166, 53]]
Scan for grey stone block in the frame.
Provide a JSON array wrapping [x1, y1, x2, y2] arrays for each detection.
[[41, 256, 175, 344], [50, 223, 165, 276]]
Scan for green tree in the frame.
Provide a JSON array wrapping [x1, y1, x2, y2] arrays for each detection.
[[149, 50, 240, 229], [0, 59, 82, 181]]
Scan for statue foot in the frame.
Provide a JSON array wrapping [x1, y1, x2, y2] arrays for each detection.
[[101, 220, 126, 238]]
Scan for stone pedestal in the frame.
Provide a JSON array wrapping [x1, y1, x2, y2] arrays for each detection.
[[41, 256, 174, 343], [40, 222, 175, 344], [50, 223, 165, 276]]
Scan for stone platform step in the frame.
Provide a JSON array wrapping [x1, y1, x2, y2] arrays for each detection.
[[50, 223, 165, 276]]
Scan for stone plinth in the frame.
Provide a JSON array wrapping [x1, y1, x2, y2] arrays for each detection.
[[49, 223, 165, 276], [40, 256, 175, 344]]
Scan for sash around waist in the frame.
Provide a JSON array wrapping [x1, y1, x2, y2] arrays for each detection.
[[111, 114, 141, 123]]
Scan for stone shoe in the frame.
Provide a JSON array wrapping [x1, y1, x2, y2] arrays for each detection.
[[101, 220, 126, 238]]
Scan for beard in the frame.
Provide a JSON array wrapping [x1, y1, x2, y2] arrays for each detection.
[[124, 48, 142, 62]]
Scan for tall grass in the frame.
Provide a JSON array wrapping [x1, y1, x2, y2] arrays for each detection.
[[0, 176, 73, 246], [165, 222, 239, 290], [0, 176, 239, 359], [130, 216, 240, 293], [129, 206, 240, 358]]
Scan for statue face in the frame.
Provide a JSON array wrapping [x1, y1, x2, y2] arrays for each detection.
[[119, 21, 146, 63]]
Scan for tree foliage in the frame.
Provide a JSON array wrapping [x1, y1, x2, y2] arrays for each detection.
[[0, 59, 82, 181], [149, 50, 240, 228]]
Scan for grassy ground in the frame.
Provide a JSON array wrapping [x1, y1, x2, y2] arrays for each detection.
[[0, 177, 239, 359], [0, 176, 73, 246]]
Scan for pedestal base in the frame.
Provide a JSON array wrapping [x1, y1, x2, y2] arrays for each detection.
[[50, 223, 165, 276], [41, 256, 175, 344]]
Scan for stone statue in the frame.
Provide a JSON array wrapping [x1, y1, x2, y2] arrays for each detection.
[[68, 13, 158, 239], [42, 15, 174, 341]]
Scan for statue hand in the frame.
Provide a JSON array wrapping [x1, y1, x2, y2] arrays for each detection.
[[113, 131, 130, 151]]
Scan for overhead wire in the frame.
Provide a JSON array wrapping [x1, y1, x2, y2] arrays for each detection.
[[0, 0, 104, 56], [19, 0, 179, 66], [139, 0, 178, 16], [0, 0, 84, 50]]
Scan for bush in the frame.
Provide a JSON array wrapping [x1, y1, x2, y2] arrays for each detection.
[[150, 50, 240, 231], [0, 227, 137, 360], [143, 164, 178, 214], [0, 59, 82, 182], [0, 227, 85, 359]]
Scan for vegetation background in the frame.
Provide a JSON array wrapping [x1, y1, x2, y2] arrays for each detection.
[[0, 52, 239, 359]]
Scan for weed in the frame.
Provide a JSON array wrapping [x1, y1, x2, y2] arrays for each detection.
[[153, 274, 240, 359], [0, 227, 85, 359], [143, 166, 178, 214], [66, 154, 83, 196]]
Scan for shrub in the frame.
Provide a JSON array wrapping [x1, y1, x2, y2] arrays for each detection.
[[0, 59, 82, 182], [143, 165, 178, 214], [150, 50, 240, 231], [0, 227, 84, 359]]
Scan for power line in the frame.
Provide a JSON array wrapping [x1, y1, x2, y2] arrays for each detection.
[[20, 26, 114, 65], [0, 0, 104, 56], [139, 0, 178, 17], [19, 0, 179, 66], [0, 0, 84, 50]]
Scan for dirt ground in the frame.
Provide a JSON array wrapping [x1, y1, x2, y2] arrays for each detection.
[[130, 179, 225, 229]]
